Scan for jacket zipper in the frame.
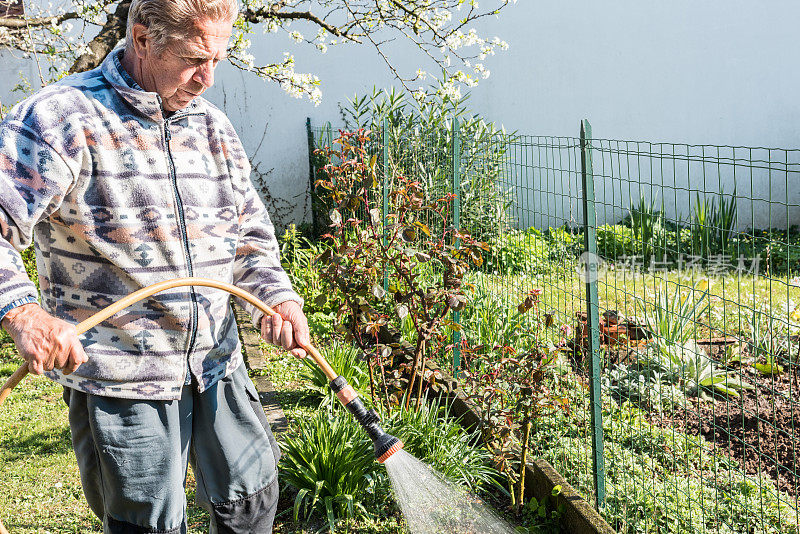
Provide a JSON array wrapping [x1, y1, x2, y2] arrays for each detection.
[[164, 118, 198, 377]]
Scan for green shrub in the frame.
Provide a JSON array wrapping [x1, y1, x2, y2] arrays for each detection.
[[624, 194, 669, 262], [460, 286, 539, 356], [279, 224, 336, 315], [544, 226, 582, 262], [300, 341, 370, 409], [596, 224, 638, 259], [339, 87, 513, 245], [690, 191, 737, 259], [22, 245, 38, 288], [482, 230, 531, 274], [280, 411, 382, 531], [279, 225, 338, 338]]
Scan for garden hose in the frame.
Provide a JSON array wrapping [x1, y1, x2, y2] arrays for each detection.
[[0, 277, 402, 534]]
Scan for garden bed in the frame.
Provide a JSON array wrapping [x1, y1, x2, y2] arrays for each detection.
[[653, 365, 799, 497]]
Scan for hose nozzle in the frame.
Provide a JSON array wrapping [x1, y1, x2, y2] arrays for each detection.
[[330, 376, 404, 463]]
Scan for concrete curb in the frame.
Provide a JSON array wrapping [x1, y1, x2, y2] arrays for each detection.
[[234, 303, 288, 434]]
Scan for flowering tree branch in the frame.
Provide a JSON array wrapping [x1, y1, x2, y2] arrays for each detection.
[[0, 0, 512, 103]]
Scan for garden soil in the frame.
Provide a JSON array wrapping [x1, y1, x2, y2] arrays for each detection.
[[650, 342, 799, 497]]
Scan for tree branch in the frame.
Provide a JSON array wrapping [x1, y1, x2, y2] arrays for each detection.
[[0, 11, 80, 29], [68, 0, 130, 73], [241, 6, 360, 42]]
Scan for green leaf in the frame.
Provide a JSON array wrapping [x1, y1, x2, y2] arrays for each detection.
[[754, 362, 784, 376], [294, 489, 309, 520], [401, 227, 417, 242], [324, 496, 336, 532], [415, 221, 432, 237]]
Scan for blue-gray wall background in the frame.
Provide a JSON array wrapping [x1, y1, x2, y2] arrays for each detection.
[[2, 0, 798, 229]]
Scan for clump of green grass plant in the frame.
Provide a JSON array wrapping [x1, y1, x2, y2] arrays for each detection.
[[280, 411, 383, 532], [300, 341, 370, 409], [632, 280, 753, 399], [383, 394, 501, 495]]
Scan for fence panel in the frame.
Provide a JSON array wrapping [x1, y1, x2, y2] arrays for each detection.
[[305, 118, 800, 533]]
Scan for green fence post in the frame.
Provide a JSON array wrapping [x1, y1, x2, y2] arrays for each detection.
[[325, 121, 333, 150], [305, 118, 318, 237], [452, 118, 462, 378], [580, 119, 606, 510], [382, 118, 389, 292]]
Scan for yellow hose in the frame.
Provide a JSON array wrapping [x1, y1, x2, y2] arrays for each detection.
[[0, 277, 337, 533]]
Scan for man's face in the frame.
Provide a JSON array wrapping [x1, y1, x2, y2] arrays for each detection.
[[136, 18, 232, 112]]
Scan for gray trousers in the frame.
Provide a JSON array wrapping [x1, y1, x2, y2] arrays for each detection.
[[63, 364, 280, 533]]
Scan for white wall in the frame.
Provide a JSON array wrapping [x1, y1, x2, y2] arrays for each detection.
[[206, 0, 800, 229], [3, 1, 799, 229]]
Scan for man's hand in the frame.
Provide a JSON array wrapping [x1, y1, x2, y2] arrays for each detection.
[[260, 301, 310, 359], [2, 303, 88, 375]]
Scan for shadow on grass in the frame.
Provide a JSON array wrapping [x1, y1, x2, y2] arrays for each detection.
[[273, 389, 317, 408], [2, 426, 72, 460]]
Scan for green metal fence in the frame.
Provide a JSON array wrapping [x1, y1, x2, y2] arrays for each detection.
[[306, 118, 800, 533]]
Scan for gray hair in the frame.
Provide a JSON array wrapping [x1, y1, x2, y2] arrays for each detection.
[[125, 0, 238, 54]]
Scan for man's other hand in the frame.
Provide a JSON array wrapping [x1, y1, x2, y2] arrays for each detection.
[[2, 303, 88, 375], [260, 301, 310, 359]]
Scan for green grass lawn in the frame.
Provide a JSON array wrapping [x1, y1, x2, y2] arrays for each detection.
[[469, 266, 799, 341], [0, 335, 217, 534]]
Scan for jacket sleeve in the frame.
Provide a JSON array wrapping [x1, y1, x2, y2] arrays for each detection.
[[0, 119, 76, 321], [226, 129, 303, 327]]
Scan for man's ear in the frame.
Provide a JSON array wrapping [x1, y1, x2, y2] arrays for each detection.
[[129, 23, 151, 59]]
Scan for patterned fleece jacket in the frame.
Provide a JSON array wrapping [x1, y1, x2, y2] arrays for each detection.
[[0, 48, 302, 400]]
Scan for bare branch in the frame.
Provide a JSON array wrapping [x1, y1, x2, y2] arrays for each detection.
[[0, 11, 80, 29], [241, 6, 360, 43]]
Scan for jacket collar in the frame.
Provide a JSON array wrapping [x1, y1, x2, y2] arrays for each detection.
[[101, 46, 203, 123]]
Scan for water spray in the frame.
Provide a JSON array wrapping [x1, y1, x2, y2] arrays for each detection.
[[0, 277, 403, 533]]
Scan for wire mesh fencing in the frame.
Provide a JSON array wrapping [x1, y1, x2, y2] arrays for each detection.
[[306, 118, 800, 533]]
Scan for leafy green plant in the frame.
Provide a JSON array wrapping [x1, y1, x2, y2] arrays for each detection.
[[518, 486, 566, 534], [482, 230, 531, 274], [300, 341, 370, 408], [604, 363, 687, 412], [639, 280, 710, 351], [339, 87, 513, 244], [634, 281, 753, 399], [279, 224, 337, 315], [627, 193, 667, 262], [596, 224, 638, 259], [314, 129, 486, 410], [745, 305, 788, 376], [459, 287, 539, 356], [280, 411, 381, 531], [482, 227, 579, 276], [648, 341, 753, 398], [690, 190, 737, 259], [21, 245, 38, 288]]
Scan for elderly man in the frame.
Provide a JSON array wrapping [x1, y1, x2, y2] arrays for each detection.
[[0, 0, 308, 531]]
